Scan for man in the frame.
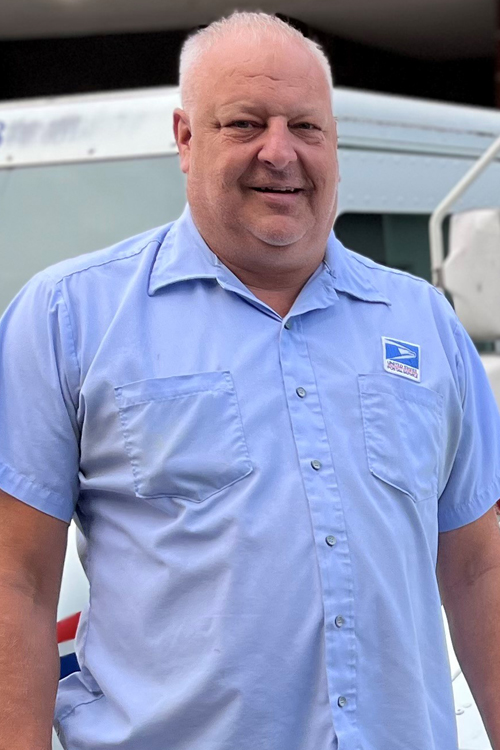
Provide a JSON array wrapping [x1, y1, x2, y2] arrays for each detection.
[[1, 11, 500, 750]]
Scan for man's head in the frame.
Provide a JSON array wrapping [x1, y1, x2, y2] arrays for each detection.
[[174, 12, 339, 282]]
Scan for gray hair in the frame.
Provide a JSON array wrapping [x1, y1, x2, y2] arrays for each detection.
[[179, 11, 334, 112]]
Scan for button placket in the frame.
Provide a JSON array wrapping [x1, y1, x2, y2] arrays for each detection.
[[279, 313, 357, 731]]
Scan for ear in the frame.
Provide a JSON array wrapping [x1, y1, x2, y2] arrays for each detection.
[[173, 108, 192, 175]]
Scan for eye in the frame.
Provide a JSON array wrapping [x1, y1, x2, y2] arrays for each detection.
[[230, 121, 258, 129], [293, 122, 319, 131]]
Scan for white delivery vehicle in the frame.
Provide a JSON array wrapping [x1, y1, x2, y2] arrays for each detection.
[[0, 86, 500, 750]]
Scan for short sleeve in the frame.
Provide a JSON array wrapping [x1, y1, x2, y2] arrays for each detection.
[[438, 317, 500, 531], [0, 273, 81, 522]]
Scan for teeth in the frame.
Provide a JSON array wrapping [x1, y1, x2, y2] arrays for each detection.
[[254, 187, 298, 193]]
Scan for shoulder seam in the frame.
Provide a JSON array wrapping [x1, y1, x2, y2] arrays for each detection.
[[54, 286, 82, 400], [349, 251, 431, 287], [47, 238, 162, 286]]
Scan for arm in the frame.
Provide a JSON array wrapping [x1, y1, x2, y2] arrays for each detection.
[[0, 489, 68, 750], [437, 505, 500, 749]]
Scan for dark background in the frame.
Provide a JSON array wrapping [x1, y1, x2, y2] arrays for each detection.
[[0, 16, 497, 108]]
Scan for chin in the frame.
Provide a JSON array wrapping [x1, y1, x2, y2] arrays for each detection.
[[248, 217, 308, 247]]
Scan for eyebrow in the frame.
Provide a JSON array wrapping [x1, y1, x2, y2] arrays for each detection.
[[219, 99, 325, 115]]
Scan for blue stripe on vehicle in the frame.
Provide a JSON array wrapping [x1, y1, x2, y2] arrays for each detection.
[[60, 652, 80, 679]]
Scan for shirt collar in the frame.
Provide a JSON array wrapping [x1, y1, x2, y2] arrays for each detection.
[[324, 232, 391, 306], [149, 204, 390, 307], [148, 205, 220, 294]]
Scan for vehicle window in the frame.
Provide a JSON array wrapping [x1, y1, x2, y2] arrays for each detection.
[[334, 212, 446, 283], [0, 156, 186, 314], [333, 213, 499, 351]]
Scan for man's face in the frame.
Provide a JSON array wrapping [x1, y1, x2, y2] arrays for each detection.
[[174, 35, 339, 267]]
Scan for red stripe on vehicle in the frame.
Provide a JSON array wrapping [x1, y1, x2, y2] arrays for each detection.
[[57, 612, 81, 643]]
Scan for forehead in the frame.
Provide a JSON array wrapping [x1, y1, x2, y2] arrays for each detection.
[[198, 35, 331, 115]]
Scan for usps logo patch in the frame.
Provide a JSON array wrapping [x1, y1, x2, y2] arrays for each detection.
[[382, 337, 421, 381]]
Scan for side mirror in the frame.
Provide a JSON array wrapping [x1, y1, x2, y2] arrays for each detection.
[[443, 209, 500, 341]]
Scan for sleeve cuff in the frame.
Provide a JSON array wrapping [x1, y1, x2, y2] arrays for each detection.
[[0, 460, 75, 523], [438, 473, 500, 532]]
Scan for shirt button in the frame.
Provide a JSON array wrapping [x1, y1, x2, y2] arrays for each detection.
[[325, 535, 337, 547], [311, 459, 322, 471], [335, 615, 345, 628], [284, 320, 292, 330], [338, 696, 348, 708], [296, 387, 307, 398]]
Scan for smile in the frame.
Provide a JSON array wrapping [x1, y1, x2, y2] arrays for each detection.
[[251, 187, 303, 194]]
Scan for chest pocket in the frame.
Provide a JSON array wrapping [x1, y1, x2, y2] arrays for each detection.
[[115, 371, 253, 503], [358, 374, 443, 503]]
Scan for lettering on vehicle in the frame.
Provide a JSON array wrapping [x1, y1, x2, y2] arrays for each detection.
[[382, 337, 420, 381]]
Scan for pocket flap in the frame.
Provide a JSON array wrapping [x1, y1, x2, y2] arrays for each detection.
[[359, 374, 443, 502], [115, 371, 253, 502]]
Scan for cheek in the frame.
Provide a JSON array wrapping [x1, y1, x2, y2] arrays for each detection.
[[314, 155, 339, 193], [213, 142, 256, 185], [214, 158, 249, 195], [188, 159, 242, 210]]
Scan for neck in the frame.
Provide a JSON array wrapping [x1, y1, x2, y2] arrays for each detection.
[[244, 282, 306, 317], [219, 255, 322, 318], [189, 214, 329, 317]]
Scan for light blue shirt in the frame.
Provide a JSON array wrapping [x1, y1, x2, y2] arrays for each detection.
[[1, 206, 500, 750]]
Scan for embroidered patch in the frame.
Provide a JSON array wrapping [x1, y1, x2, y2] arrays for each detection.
[[382, 337, 420, 382]]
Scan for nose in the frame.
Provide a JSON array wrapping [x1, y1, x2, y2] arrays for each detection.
[[257, 118, 298, 170]]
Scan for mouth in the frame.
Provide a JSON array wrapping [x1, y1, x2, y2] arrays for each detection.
[[250, 186, 303, 194]]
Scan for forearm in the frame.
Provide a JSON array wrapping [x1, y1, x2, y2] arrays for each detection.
[[442, 565, 500, 750], [0, 584, 59, 750]]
